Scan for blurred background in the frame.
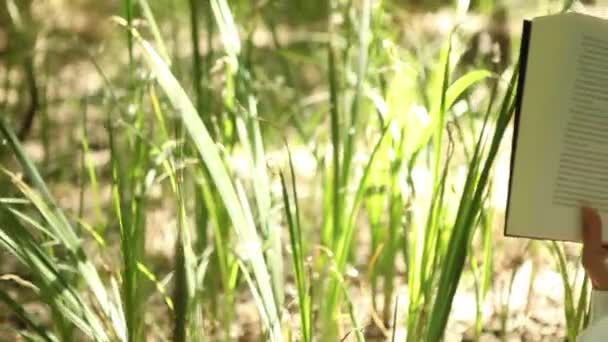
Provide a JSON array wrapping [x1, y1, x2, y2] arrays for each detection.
[[0, 0, 606, 341]]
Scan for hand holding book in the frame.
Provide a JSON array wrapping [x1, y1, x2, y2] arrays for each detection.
[[582, 206, 608, 291], [579, 206, 608, 342]]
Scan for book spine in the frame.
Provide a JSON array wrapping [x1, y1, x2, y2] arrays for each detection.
[[504, 20, 532, 236]]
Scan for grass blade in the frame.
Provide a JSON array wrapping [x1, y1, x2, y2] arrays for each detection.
[[137, 34, 282, 341]]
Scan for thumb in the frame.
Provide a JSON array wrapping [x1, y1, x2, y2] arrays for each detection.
[[582, 206, 603, 248]]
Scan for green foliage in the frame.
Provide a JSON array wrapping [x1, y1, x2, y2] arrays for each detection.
[[0, 0, 590, 341], [550, 242, 590, 341], [0, 117, 125, 341]]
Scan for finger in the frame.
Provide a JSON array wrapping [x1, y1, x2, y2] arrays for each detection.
[[582, 206, 603, 249]]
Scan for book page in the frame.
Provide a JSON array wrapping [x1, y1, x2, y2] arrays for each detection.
[[554, 33, 608, 213], [506, 14, 608, 242]]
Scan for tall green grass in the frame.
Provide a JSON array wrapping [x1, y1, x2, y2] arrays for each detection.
[[0, 116, 125, 341], [0, 1, 573, 341], [550, 242, 590, 341]]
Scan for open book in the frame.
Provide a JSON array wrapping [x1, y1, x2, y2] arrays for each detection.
[[506, 12, 608, 242]]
